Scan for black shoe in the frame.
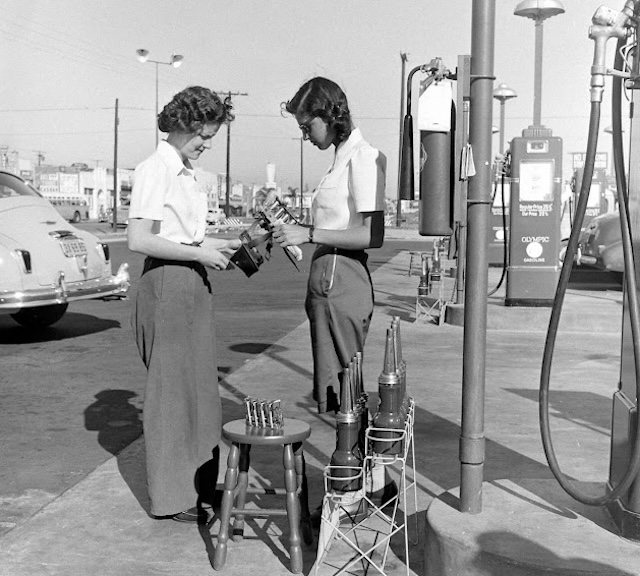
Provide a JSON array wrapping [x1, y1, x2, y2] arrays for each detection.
[[367, 481, 399, 508], [171, 506, 209, 523]]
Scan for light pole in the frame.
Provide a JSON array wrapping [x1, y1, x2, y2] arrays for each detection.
[[514, 0, 564, 127], [298, 136, 304, 220], [136, 49, 184, 147], [492, 83, 517, 155]]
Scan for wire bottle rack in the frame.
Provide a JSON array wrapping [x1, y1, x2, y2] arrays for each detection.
[[312, 398, 418, 576]]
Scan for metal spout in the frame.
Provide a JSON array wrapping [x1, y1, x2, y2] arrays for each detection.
[[340, 366, 354, 414], [355, 352, 364, 397], [379, 328, 400, 387]]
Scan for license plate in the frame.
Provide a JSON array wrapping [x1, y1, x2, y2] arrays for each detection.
[[59, 237, 87, 258]]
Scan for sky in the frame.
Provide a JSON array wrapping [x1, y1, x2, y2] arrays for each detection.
[[0, 0, 625, 197]]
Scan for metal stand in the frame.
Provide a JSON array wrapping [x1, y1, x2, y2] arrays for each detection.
[[415, 258, 457, 325], [313, 399, 418, 576]]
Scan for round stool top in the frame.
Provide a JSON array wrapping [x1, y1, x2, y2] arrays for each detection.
[[222, 418, 311, 446]]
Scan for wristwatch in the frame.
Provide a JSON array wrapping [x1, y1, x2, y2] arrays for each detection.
[[308, 225, 315, 244]]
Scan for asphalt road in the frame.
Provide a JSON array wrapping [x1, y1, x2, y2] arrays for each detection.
[[0, 234, 426, 535]]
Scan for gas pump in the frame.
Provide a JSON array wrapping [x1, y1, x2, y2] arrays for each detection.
[[505, 129, 563, 306], [570, 166, 611, 232], [540, 0, 640, 541]]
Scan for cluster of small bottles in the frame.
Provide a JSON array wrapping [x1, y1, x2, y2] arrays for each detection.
[[259, 191, 303, 262], [328, 351, 368, 492], [329, 317, 410, 492], [243, 397, 284, 428], [370, 317, 409, 456]]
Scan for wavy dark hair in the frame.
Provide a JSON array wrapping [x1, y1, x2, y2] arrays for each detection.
[[158, 86, 234, 134], [284, 77, 352, 144]]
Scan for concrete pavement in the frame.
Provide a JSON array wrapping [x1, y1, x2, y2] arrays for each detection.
[[1, 227, 639, 575]]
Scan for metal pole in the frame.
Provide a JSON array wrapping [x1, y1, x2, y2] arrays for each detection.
[[533, 18, 544, 126], [499, 100, 506, 154], [460, 0, 495, 514], [155, 62, 159, 148], [218, 90, 248, 218], [225, 95, 231, 217], [299, 137, 304, 220], [396, 52, 408, 228], [112, 98, 119, 232]]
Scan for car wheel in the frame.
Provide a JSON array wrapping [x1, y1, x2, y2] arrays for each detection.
[[10, 304, 69, 328], [72, 211, 81, 223]]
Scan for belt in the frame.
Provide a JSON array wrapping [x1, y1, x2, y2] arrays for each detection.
[[313, 246, 368, 265], [144, 256, 205, 273]]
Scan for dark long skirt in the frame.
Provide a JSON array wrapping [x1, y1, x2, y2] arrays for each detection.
[[132, 258, 221, 516]]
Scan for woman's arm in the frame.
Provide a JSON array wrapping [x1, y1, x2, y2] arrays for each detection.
[[272, 211, 384, 251], [127, 218, 240, 270]]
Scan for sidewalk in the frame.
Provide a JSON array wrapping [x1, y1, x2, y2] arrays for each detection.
[[1, 246, 638, 575]]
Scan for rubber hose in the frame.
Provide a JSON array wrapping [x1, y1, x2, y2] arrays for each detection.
[[539, 36, 640, 506]]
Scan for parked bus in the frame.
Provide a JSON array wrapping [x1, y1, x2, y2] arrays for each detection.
[[49, 196, 90, 223]]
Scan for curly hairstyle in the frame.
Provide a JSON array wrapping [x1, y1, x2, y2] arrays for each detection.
[[284, 77, 352, 144], [158, 86, 234, 134]]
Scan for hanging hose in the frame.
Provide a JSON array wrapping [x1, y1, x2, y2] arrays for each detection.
[[539, 31, 640, 506], [488, 165, 509, 297]]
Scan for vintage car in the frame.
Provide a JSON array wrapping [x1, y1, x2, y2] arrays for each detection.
[[0, 170, 130, 328], [576, 211, 623, 273]]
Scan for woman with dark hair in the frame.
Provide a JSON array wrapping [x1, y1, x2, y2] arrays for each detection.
[[275, 76, 386, 413], [273, 77, 391, 515], [128, 86, 241, 522]]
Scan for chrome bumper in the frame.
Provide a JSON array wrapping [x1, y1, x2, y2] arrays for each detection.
[[0, 263, 130, 312]]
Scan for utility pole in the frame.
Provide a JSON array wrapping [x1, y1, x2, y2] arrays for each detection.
[[218, 90, 248, 217], [112, 98, 119, 231], [299, 136, 304, 220], [396, 52, 408, 227]]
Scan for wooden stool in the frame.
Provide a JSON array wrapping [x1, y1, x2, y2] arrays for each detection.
[[213, 418, 312, 574]]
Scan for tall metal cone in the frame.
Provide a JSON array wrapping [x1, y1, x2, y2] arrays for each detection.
[[355, 352, 364, 397], [340, 366, 354, 414], [392, 316, 404, 365], [382, 328, 397, 378]]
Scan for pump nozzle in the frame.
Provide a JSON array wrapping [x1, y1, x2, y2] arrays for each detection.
[[589, 2, 637, 103]]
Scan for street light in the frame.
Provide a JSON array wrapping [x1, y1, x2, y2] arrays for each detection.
[[514, 0, 564, 127], [136, 49, 184, 147], [493, 83, 517, 154]]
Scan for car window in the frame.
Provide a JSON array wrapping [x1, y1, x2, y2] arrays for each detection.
[[0, 172, 40, 198]]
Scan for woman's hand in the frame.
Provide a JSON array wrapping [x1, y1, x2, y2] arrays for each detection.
[[202, 237, 242, 255], [272, 223, 307, 247], [197, 247, 232, 270], [199, 237, 242, 270]]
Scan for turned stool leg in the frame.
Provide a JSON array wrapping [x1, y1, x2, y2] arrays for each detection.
[[283, 443, 303, 573], [293, 441, 312, 546], [232, 444, 251, 541], [213, 442, 240, 570]]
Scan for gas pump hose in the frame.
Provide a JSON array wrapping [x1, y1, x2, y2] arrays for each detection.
[[488, 168, 509, 297], [539, 36, 640, 506]]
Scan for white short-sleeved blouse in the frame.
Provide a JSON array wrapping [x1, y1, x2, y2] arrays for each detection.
[[312, 128, 386, 230], [129, 141, 208, 244]]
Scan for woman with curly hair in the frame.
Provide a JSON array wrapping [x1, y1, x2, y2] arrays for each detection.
[[128, 86, 240, 522]]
